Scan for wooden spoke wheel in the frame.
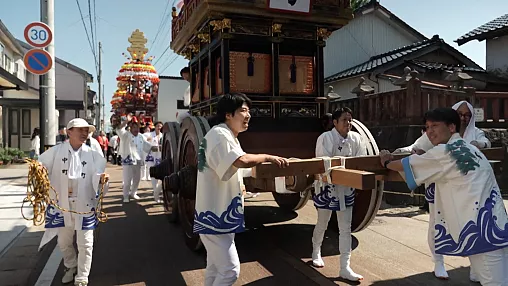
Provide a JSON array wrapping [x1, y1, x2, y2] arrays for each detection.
[[350, 119, 384, 232], [272, 175, 313, 211], [176, 116, 210, 251], [160, 122, 181, 223]]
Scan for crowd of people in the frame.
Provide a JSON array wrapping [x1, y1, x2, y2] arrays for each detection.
[[30, 89, 508, 286]]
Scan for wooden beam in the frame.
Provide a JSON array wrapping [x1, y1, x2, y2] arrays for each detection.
[[251, 148, 505, 180], [331, 169, 376, 190], [251, 154, 408, 179]]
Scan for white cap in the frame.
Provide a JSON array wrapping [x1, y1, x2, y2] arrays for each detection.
[[67, 118, 96, 134]]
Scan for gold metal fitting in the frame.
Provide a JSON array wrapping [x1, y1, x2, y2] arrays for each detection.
[[210, 18, 231, 32], [317, 28, 332, 40]]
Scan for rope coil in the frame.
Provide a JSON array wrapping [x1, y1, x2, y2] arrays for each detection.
[[22, 159, 108, 226]]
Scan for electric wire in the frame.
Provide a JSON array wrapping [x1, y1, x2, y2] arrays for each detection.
[[75, 0, 98, 73]]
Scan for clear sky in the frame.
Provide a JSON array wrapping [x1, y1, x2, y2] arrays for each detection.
[[1, 0, 507, 125]]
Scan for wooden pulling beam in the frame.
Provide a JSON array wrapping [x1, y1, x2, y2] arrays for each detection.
[[251, 147, 505, 190]]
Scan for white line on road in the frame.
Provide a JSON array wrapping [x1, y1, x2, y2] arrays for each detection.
[[35, 246, 62, 286]]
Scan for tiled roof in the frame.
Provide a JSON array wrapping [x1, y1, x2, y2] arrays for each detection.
[[408, 60, 485, 73], [456, 14, 508, 46], [325, 36, 440, 83]]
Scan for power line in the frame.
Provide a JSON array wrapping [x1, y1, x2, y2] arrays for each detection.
[[93, 0, 97, 52], [153, 45, 171, 66], [87, 0, 97, 69], [159, 54, 180, 74], [75, 0, 98, 72], [148, 0, 170, 51]]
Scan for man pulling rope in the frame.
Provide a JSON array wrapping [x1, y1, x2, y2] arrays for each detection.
[[25, 118, 110, 286]]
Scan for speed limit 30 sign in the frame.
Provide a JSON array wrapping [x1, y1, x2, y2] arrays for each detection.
[[24, 22, 53, 48]]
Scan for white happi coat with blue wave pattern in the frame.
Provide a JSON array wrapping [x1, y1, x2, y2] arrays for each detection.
[[402, 133, 508, 256], [37, 142, 107, 248], [193, 124, 247, 235], [313, 129, 366, 211]]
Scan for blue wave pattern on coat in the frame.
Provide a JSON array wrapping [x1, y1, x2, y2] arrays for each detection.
[[193, 196, 245, 234], [82, 208, 98, 230], [145, 154, 154, 162], [425, 183, 435, 204], [434, 189, 508, 256], [45, 204, 65, 228], [155, 158, 161, 165], [313, 185, 344, 211], [122, 155, 134, 165]]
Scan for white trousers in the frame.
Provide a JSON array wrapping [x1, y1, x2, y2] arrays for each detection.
[[200, 233, 240, 286], [141, 162, 151, 180], [122, 165, 141, 198], [468, 247, 508, 286], [57, 200, 94, 284], [312, 208, 353, 267], [146, 161, 161, 200]]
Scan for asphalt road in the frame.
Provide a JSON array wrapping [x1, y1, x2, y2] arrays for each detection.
[[44, 164, 478, 286]]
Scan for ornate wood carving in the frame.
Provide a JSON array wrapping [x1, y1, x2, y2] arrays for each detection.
[[250, 104, 273, 117], [210, 18, 232, 32], [280, 103, 318, 117]]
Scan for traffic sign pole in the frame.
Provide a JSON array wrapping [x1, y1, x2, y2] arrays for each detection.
[[39, 0, 56, 150]]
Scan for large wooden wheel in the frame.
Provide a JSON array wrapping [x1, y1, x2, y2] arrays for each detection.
[[350, 119, 384, 232], [176, 116, 210, 251], [272, 175, 313, 211], [160, 122, 181, 223]]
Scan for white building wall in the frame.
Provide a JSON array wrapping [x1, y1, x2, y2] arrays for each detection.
[[55, 62, 87, 101], [324, 10, 423, 78], [486, 35, 508, 78], [157, 77, 189, 123]]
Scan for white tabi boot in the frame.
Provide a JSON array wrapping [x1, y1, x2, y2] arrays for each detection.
[[338, 209, 363, 282], [469, 265, 480, 282], [432, 257, 448, 280], [339, 253, 363, 281], [312, 247, 325, 268], [62, 267, 77, 284], [311, 209, 331, 268]]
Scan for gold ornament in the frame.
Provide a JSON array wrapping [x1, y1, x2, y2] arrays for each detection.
[[210, 18, 231, 32], [272, 23, 282, 34], [317, 28, 332, 40], [127, 29, 149, 61]]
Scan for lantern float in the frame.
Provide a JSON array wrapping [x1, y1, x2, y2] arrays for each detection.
[[110, 29, 160, 128]]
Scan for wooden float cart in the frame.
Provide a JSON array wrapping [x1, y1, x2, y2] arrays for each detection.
[[148, 0, 506, 251]]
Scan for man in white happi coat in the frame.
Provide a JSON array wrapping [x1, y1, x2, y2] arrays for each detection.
[[144, 121, 164, 202], [311, 107, 366, 282], [395, 100, 490, 154], [380, 107, 508, 286], [37, 118, 109, 286], [394, 100, 491, 281], [193, 93, 288, 286], [116, 114, 152, 203]]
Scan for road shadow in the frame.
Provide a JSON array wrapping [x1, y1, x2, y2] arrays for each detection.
[[370, 267, 476, 286]]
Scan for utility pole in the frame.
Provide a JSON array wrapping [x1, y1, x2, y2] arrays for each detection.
[[39, 0, 56, 152], [97, 42, 102, 131], [102, 83, 105, 131]]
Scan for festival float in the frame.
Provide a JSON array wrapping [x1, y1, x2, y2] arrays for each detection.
[[110, 29, 160, 128]]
